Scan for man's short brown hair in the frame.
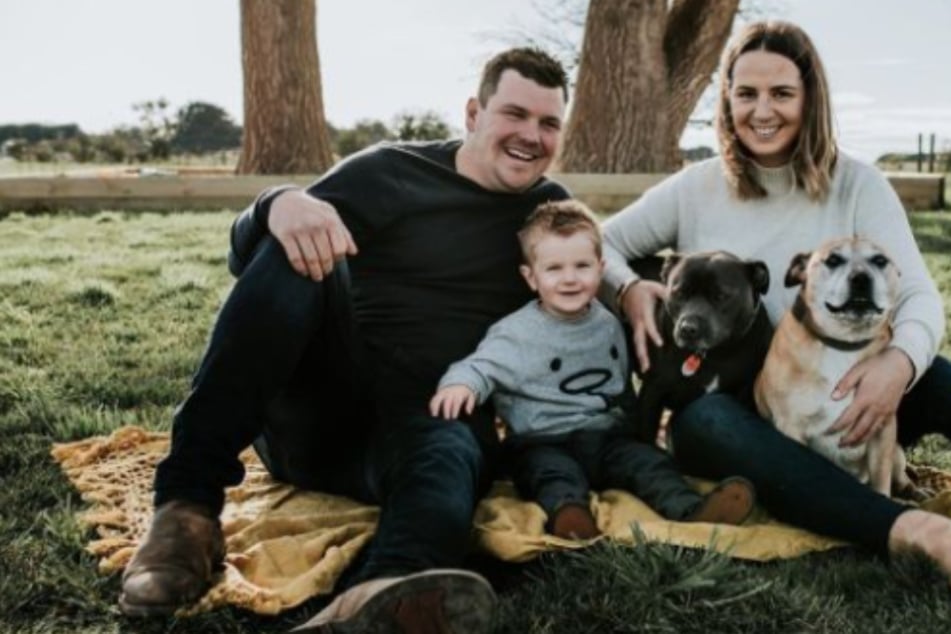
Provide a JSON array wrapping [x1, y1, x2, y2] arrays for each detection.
[[518, 199, 601, 263], [478, 47, 569, 106]]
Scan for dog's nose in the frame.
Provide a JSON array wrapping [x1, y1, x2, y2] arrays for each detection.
[[849, 272, 872, 298], [677, 317, 702, 342]]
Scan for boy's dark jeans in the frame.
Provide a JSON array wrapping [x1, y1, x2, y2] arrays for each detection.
[[507, 427, 705, 522], [669, 355, 951, 555], [154, 237, 489, 584]]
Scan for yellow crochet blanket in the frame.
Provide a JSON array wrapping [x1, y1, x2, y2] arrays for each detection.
[[51, 426, 951, 616]]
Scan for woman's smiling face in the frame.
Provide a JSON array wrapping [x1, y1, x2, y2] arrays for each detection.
[[728, 49, 805, 167]]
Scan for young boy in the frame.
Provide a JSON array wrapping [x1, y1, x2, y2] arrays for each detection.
[[430, 200, 755, 539]]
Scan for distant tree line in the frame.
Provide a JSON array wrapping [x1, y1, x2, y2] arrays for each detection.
[[328, 111, 454, 157], [0, 100, 453, 166], [0, 123, 83, 144], [0, 100, 243, 164]]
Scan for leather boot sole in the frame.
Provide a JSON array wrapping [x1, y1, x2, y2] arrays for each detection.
[[118, 565, 214, 617], [291, 569, 496, 634]]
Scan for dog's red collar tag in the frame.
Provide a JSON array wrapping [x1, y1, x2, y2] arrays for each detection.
[[681, 354, 702, 377]]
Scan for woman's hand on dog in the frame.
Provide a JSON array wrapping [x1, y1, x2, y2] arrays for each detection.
[[828, 348, 914, 446], [620, 280, 667, 373]]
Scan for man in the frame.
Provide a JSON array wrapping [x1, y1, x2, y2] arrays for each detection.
[[119, 47, 570, 633]]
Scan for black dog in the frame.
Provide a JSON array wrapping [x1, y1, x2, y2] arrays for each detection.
[[630, 251, 773, 445]]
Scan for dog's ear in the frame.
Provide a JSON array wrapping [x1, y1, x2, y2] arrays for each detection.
[[660, 254, 682, 284], [784, 252, 810, 288], [747, 261, 770, 296]]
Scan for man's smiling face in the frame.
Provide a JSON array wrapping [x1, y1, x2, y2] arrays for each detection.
[[459, 69, 565, 193]]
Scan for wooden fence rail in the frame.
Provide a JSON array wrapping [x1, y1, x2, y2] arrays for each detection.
[[0, 172, 944, 214]]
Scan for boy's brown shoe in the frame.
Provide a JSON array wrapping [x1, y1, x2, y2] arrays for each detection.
[[119, 499, 225, 616], [549, 502, 600, 540], [685, 476, 756, 525]]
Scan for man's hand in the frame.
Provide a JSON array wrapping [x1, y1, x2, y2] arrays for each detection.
[[429, 385, 477, 420], [268, 189, 358, 281], [619, 279, 666, 373], [828, 347, 914, 446]]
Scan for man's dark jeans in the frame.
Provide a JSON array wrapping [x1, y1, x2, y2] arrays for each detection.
[[154, 237, 489, 584], [669, 355, 951, 554]]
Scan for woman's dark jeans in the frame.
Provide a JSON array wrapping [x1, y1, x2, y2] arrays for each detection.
[[154, 237, 489, 584], [669, 355, 951, 554]]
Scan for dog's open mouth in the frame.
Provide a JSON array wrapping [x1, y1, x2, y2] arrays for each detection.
[[825, 298, 883, 315]]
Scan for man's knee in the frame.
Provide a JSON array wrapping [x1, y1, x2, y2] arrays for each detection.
[[373, 421, 484, 530], [384, 420, 485, 491], [423, 421, 484, 473], [246, 237, 336, 290], [231, 237, 354, 335]]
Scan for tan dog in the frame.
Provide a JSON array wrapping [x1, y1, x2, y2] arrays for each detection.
[[754, 237, 920, 499]]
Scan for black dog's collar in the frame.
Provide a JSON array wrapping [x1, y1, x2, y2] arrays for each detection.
[[791, 295, 873, 352]]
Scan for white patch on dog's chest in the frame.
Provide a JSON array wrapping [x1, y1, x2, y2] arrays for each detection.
[[819, 349, 861, 385], [799, 348, 863, 438], [704, 375, 720, 394]]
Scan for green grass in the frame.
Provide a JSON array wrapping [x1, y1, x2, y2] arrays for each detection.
[[1, 210, 951, 633]]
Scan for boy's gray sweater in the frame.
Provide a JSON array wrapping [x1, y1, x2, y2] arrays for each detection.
[[438, 300, 631, 437]]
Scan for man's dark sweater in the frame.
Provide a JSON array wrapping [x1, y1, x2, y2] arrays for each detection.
[[228, 140, 570, 407]]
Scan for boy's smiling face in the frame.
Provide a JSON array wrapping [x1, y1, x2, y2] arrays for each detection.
[[520, 230, 604, 319]]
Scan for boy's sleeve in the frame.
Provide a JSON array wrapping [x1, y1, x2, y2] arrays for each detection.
[[437, 320, 522, 404]]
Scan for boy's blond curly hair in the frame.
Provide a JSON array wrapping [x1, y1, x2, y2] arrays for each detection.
[[517, 199, 602, 263]]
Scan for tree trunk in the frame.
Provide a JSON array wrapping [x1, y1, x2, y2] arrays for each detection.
[[237, 0, 334, 175], [559, 0, 739, 173]]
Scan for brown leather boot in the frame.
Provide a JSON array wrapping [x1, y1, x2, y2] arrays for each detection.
[[119, 499, 225, 616], [685, 476, 756, 525], [290, 569, 497, 633], [549, 502, 600, 540]]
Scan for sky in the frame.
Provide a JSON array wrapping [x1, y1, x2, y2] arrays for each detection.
[[1, 0, 949, 163]]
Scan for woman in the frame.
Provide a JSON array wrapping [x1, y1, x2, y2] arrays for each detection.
[[602, 20, 951, 575]]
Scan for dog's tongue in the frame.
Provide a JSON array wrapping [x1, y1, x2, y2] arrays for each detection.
[[681, 354, 702, 377]]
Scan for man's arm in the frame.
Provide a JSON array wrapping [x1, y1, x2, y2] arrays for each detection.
[[229, 185, 357, 281], [228, 184, 297, 276], [228, 144, 406, 279]]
